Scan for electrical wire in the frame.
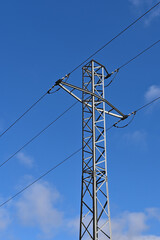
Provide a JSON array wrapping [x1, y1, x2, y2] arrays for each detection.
[[104, 70, 119, 88], [0, 147, 81, 208], [0, 74, 69, 139], [113, 112, 136, 129], [48, 88, 60, 94], [1, 2, 159, 138], [0, 120, 117, 208], [0, 2, 160, 206], [104, 39, 160, 87], [134, 96, 160, 113], [0, 92, 48, 138], [0, 101, 78, 169], [2, 92, 160, 169], [117, 39, 160, 71], [68, 1, 160, 75], [113, 95, 160, 129], [1, 94, 160, 207]]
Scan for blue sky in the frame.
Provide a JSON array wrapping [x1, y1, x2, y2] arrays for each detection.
[[0, 0, 160, 239]]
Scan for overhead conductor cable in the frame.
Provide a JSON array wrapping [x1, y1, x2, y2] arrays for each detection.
[[0, 1, 159, 138]]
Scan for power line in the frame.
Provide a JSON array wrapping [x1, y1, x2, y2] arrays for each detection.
[[117, 39, 160, 71], [0, 101, 78, 169], [0, 148, 81, 208], [1, 95, 160, 208], [113, 113, 136, 129], [104, 70, 119, 88], [0, 122, 117, 208], [1, 69, 160, 169], [134, 96, 160, 113], [113, 95, 160, 128], [1, 2, 159, 138], [1, 90, 160, 170], [105, 39, 160, 86], [68, 1, 160, 75], [0, 86, 60, 139], [0, 92, 48, 138]]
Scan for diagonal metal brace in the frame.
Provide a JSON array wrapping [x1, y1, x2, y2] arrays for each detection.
[[59, 83, 123, 119], [56, 80, 127, 119]]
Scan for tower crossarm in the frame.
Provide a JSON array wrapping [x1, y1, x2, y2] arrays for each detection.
[[57, 81, 127, 119]]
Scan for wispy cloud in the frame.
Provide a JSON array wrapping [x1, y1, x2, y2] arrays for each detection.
[[145, 6, 160, 25], [145, 85, 160, 101], [129, 0, 160, 24], [68, 209, 160, 240], [123, 130, 147, 145], [112, 209, 160, 240], [0, 208, 11, 230], [16, 152, 34, 168], [1, 183, 160, 240], [129, 0, 143, 7], [146, 208, 160, 221], [15, 181, 64, 238], [112, 211, 148, 239], [67, 217, 79, 233]]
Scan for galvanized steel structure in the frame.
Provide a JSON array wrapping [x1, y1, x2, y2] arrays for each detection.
[[56, 60, 126, 240]]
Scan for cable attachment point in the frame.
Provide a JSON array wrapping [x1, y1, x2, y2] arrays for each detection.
[[110, 68, 119, 76], [48, 73, 71, 94], [133, 111, 137, 115], [61, 73, 70, 81], [105, 73, 112, 79], [104, 69, 119, 88], [55, 73, 70, 86], [121, 115, 128, 120], [55, 79, 63, 86], [105, 68, 119, 79], [113, 112, 136, 129], [65, 73, 71, 78]]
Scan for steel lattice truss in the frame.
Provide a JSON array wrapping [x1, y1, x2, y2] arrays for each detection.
[[79, 61, 112, 240], [57, 60, 125, 240]]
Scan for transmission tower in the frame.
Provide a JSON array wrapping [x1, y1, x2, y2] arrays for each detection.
[[56, 60, 127, 240]]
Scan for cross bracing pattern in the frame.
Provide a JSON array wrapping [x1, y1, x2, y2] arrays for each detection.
[[57, 60, 125, 240], [80, 60, 112, 240]]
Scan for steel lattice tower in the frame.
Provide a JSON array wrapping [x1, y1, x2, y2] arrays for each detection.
[[80, 60, 112, 240], [56, 60, 126, 240]]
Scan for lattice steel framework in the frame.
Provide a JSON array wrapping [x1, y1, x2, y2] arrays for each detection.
[[56, 60, 126, 240], [80, 60, 112, 240]]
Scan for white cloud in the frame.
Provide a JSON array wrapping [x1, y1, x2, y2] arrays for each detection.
[[67, 217, 79, 233], [145, 85, 160, 101], [0, 208, 11, 230], [129, 0, 142, 7], [129, 0, 158, 7], [16, 152, 34, 168], [123, 130, 147, 144], [129, 0, 160, 24], [15, 181, 64, 238], [112, 209, 160, 240], [147, 208, 160, 221], [69, 209, 160, 240], [145, 6, 160, 24], [112, 211, 148, 239], [1, 178, 160, 240], [112, 234, 160, 240]]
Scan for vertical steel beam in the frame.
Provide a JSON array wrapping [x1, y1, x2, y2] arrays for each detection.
[[92, 60, 98, 240]]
